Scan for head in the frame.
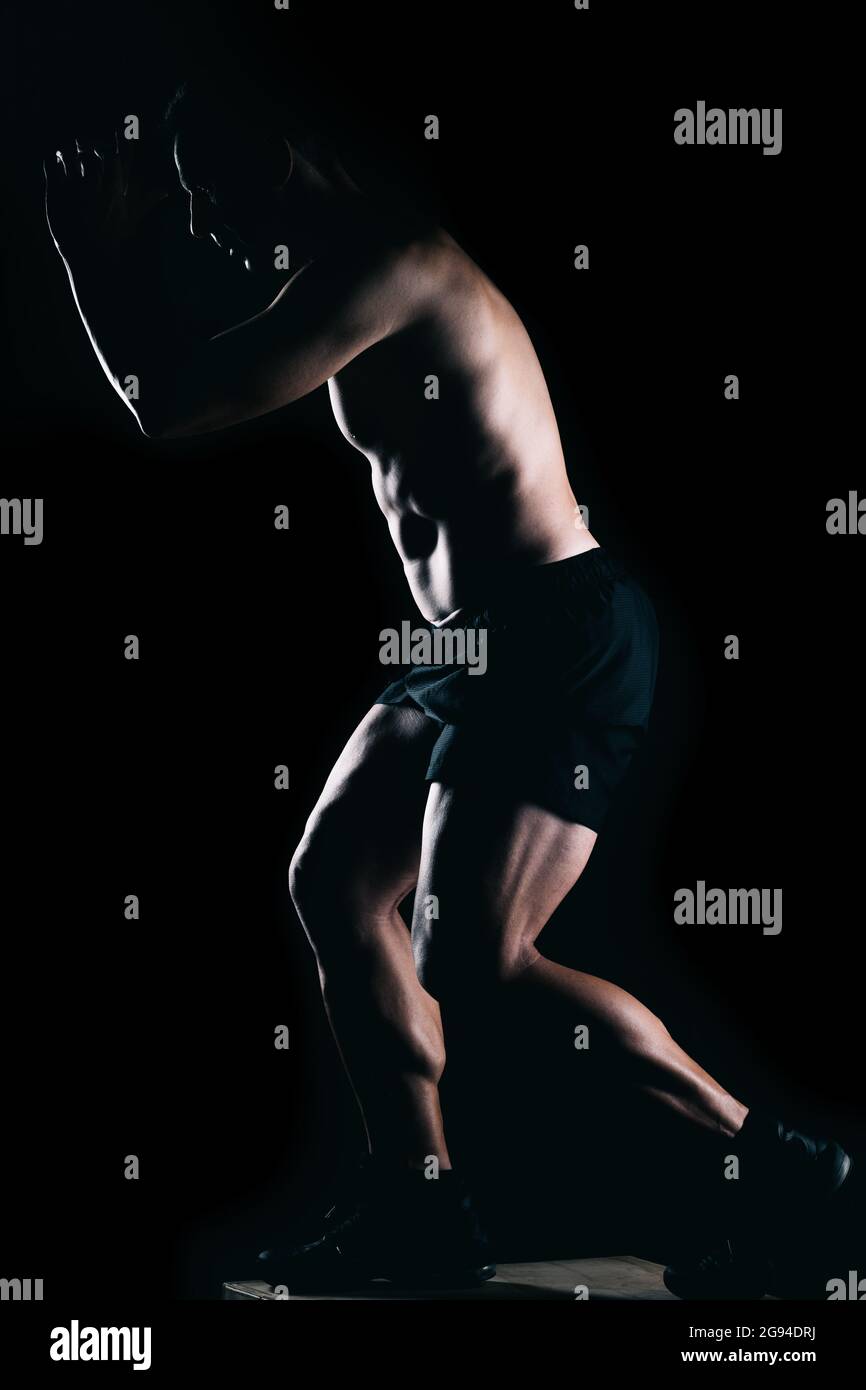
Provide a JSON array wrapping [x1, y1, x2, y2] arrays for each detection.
[[165, 75, 352, 272]]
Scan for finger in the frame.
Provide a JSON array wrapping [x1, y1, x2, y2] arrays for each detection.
[[59, 145, 81, 178], [74, 138, 101, 180], [43, 149, 65, 182], [79, 146, 101, 180], [72, 138, 88, 177], [92, 125, 116, 160]]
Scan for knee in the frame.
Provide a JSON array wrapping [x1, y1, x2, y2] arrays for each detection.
[[414, 910, 537, 1000], [288, 821, 352, 949], [289, 797, 360, 911], [287, 835, 320, 923], [289, 814, 403, 956]]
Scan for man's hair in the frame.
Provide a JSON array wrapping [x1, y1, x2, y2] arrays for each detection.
[[163, 60, 441, 232], [164, 68, 341, 178]]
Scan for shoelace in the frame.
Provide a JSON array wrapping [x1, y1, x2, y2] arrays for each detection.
[[695, 1239, 735, 1272], [779, 1126, 817, 1162], [692, 1236, 771, 1277], [320, 1201, 364, 1237]]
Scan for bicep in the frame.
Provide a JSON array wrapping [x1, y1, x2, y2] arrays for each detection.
[[151, 255, 401, 439]]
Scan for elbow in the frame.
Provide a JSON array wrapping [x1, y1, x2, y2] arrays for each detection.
[[130, 397, 172, 440], [135, 405, 186, 440], [137, 419, 166, 441], [138, 419, 178, 441], [129, 380, 237, 438], [145, 419, 206, 440], [135, 402, 218, 440], [130, 382, 191, 439]]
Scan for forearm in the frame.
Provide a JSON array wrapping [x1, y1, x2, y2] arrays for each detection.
[[60, 243, 193, 435], [44, 137, 211, 433]]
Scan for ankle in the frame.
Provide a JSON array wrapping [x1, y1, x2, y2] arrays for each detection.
[[369, 1152, 453, 1175]]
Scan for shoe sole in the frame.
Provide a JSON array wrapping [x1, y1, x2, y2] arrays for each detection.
[[824, 1146, 852, 1195], [257, 1249, 497, 1294], [664, 1147, 853, 1301], [662, 1270, 770, 1301], [377, 1263, 498, 1290]]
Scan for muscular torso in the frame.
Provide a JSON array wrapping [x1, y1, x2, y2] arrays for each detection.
[[327, 230, 596, 621]]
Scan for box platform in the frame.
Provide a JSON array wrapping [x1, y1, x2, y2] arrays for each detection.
[[223, 1255, 684, 1300]]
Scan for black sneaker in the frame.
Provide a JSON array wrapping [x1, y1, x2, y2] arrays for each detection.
[[256, 1158, 496, 1292], [664, 1237, 773, 1301], [737, 1114, 852, 1210], [663, 1114, 852, 1301]]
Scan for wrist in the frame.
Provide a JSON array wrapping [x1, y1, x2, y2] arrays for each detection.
[[60, 234, 135, 279]]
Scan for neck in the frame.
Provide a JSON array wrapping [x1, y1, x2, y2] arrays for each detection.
[[285, 165, 365, 262]]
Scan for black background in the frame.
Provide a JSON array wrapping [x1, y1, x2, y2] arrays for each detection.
[[2, 0, 862, 1306]]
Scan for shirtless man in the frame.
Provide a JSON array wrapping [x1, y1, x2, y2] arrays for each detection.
[[44, 77, 851, 1298]]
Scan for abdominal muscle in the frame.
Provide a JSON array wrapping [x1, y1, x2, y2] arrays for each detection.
[[390, 500, 600, 623]]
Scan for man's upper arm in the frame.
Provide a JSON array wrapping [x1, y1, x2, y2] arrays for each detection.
[[148, 243, 418, 439]]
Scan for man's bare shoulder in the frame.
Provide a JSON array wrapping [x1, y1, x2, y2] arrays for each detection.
[[241, 216, 502, 408], [368, 225, 503, 348], [259, 220, 476, 343]]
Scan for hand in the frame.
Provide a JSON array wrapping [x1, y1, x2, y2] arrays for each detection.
[[44, 131, 168, 259]]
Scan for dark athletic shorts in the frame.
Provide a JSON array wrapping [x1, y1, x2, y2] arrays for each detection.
[[374, 547, 659, 831]]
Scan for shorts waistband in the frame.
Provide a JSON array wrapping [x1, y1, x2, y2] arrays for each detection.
[[446, 546, 627, 624]]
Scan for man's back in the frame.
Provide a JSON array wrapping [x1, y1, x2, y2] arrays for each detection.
[[328, 229, 592, 620]]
